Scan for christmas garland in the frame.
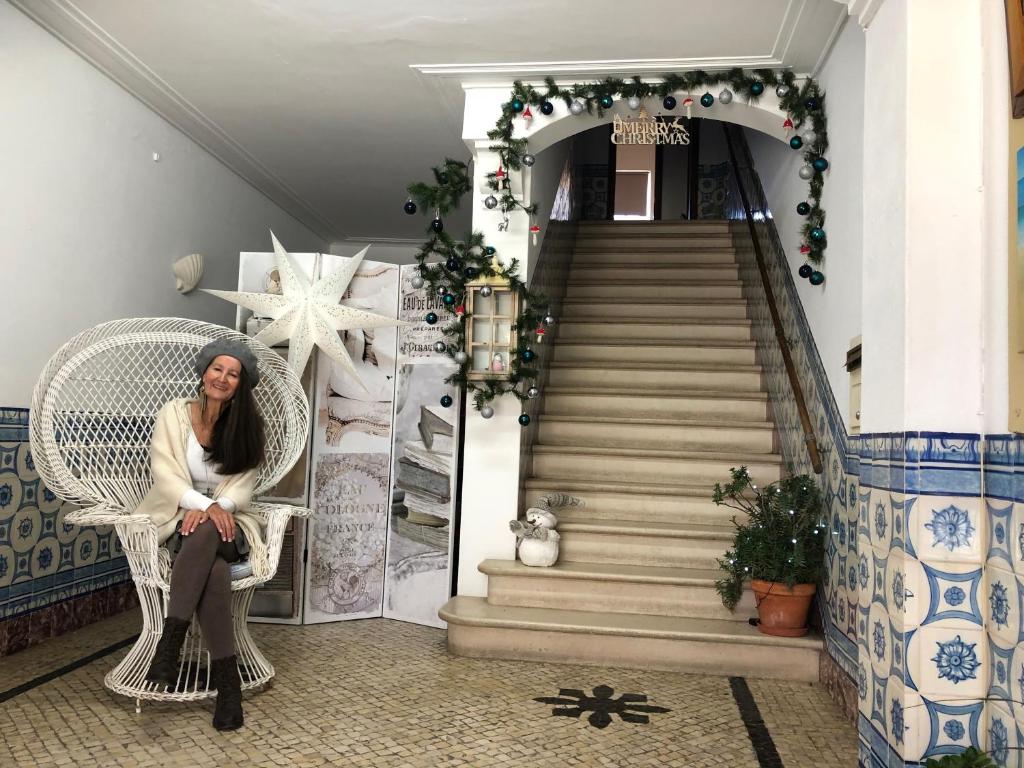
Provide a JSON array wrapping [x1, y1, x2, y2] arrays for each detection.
[[401, 68, 830, 423], [488, 69, 829, 284], [405, 159, 549, 423]]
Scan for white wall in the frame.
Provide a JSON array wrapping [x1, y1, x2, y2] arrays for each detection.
[[745, 18, 866, 431], [330, 242, 420, 265], [0, 2, 326, 407]]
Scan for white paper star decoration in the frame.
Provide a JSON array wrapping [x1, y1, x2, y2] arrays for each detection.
[[203, 232, 407, 389]]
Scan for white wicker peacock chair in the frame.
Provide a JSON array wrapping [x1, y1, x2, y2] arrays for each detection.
[[29, 318, 311, 710]]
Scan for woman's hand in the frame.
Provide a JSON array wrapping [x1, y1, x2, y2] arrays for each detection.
[[182, 508, 207, 535], [206, 503, 236, 542]]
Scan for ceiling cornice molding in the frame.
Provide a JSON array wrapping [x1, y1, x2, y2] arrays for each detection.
[[411, 55, 785, 80], [835, 0, 885, 29], [10, 0, 339, 242]]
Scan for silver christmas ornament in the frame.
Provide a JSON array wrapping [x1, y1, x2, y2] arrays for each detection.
[[626, 95, 641, 110], [798, 164, 814, 180], [480, 285, 493, 297], [480, 405, 494, 419], [802, 129, 817, 145], [521, 154, 536, 167], [410, 275, 424, 289], [454, 350, 468, 364], [527, 386, 540, 399], [484, 195, 498, 209], [718, 89, 733, 105], [775, 84, 791, 98], [569, 99, 585, 115], [543, 314, 556, 326], [436, 285, 448, 296], [434, 341, 447, 353]]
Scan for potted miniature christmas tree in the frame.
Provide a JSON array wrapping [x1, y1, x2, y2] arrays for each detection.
[[713, 467, 825, 637]]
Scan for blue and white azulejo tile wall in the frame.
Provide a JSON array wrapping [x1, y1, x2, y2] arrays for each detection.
[[731, 214, 1024, 766], [0, 407, 130, 654]]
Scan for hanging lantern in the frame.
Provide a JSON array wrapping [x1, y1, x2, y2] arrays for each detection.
[[464, 257, 520, 381]]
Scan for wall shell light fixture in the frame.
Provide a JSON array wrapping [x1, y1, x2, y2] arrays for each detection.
[[172, 253, 204, 294]]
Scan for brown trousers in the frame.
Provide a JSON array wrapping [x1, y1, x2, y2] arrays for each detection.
[[167, 519, 239, 660]]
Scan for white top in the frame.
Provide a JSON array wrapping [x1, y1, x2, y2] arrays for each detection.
[[178, 430, 237, 513]]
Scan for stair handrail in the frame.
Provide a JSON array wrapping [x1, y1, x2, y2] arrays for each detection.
[[722, 124, 823, 475]]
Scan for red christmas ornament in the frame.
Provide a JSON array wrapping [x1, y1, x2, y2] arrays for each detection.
[[535, 326, 547, 343], [682, 97, 694, 119], [522, 106, 533, 120], [530, 223, 541, 246], [783, 117, 794, 133], [800, 244, 811, 255], [495, 166, 505, 179], [455, 304, 465, 316]]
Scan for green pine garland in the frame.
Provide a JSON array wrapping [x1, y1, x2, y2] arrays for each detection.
[[491, 68, 829, 274], [406, 160, 549, 416], [402, 68, 830, 420]]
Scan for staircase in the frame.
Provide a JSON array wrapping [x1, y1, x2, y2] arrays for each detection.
[[440, 220, 821, 682]]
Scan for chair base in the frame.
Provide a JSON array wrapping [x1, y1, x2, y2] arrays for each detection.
[[106, 583, 274, 703]]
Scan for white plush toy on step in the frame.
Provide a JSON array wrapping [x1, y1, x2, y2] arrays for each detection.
[[510, 508, 561, 567]]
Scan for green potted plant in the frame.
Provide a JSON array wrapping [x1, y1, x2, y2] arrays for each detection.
[[924, 748, 996, 767], [713, 466, 826, 637]]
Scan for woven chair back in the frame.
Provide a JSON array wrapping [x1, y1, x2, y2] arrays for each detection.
[[29, 318, 308, 511]]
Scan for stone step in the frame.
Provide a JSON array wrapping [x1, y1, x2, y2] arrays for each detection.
[[561, 299, 749, 321], [556, 318, 752, 343], [530, 445, 783, 486], [547, 362, 763, 392], [523, 479, 735, 526], [565, 280, 744, 300], [577, 220, 731, 235], [570, 249, 738, 265], [552, 340, 757, 367], [480, 559, 754, 621], [556, 519, 732, 568], [569, 264, 740, 281], [440, 596, 820, 682], [537, 415, 775, 453], [542, 387, 769, 421], [576, 234, 732, 244]]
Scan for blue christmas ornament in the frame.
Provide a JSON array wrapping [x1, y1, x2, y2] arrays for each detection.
[[813, 157, 829, 172], [810, 227, 826, 242], [510, 98, 524, 113], [518, 413, 531, 427], [425, 312, 438, 325], [403, 199, 417, 215], [484, 246, 496, 256], [750, 82, 765, 96], [789, 136, 803, 150], [464, 267, 478, 279], [809, 271, 825, 286], [540, 101, 554, 116], [700, 92, 714, 108], [663, 95, 677, 110], [521, 349, 536, 362], [599, 95, 613, 109], [798, 264, 813, 279], [440, 395, 453, 408], [796, 202, 811, 216]]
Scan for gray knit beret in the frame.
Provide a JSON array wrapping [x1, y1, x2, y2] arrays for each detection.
[[195, 338, 261, 386]]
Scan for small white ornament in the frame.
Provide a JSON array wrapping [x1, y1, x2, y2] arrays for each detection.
[[480, 405, 494, 419], [172, 253, 204, 294], [798, 165, 814, 180], [411, 275, 424, 289], [569, 99, 585, 115], [719, 89, 733, 105], [627, 96, 641, 110], [803, 129, 817, 146]]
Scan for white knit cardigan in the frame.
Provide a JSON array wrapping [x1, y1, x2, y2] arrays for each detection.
[[136, 398, 266, 574]]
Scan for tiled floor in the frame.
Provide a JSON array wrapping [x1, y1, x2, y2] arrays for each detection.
[[0, 609, 857, 767]]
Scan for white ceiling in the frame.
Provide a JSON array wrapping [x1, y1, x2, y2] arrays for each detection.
[[12, 0, 849, 243]]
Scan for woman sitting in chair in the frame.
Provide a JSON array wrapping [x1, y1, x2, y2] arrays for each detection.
[[137, 338, 266, 731]]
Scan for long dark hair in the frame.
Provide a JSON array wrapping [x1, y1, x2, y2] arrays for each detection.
[[201, 367, 265, 475]]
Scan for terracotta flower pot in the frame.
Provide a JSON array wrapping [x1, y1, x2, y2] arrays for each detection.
[[751, 579, 817, 637]]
